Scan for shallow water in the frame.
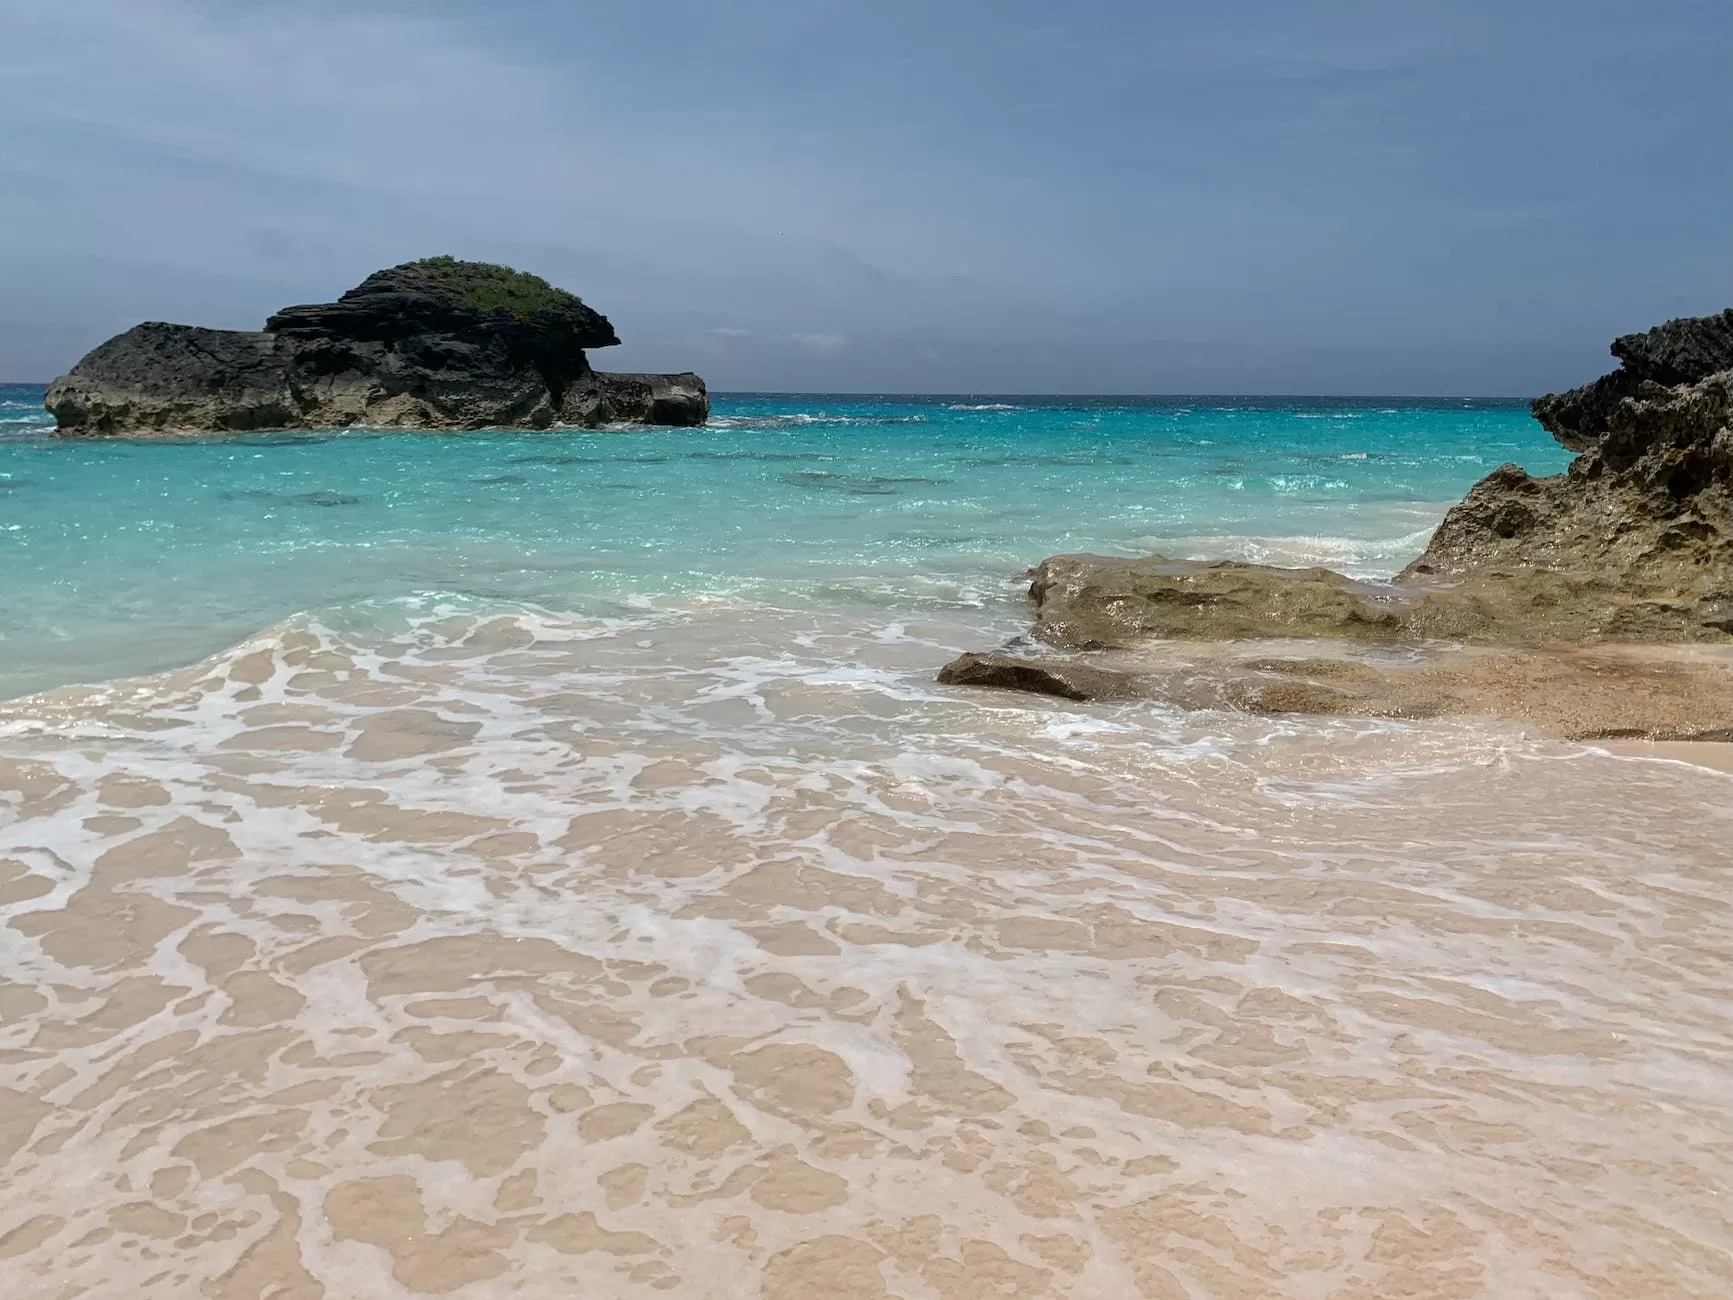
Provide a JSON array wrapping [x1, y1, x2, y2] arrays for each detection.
[[0, 389, 1560, 701], [2, 390, 1730, 1298]]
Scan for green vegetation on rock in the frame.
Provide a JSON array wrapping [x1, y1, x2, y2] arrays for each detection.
[[407, 255, 585, 320]]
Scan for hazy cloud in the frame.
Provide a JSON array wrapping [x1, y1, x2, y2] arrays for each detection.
[[787, 333, 850, 356], [1, 0, 1728, 391]]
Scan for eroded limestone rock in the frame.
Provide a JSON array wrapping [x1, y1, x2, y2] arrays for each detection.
[[941, 310, 1733, 736]]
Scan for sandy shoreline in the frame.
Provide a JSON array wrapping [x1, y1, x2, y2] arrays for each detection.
[[2, 604, 1731, 1297], [1594, 738, 1733, 774]]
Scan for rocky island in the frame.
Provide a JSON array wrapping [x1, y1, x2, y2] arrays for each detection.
[[44, 257, 708, 435], [941, 309, 1733, 740]]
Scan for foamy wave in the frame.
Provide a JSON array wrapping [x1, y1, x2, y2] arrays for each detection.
[[945, 403, 1021, 411], [1265, 474, 1351, 492], [706, 412, 930, 430], [1131, 527, 1438, 576], [0, 586, 1726, 1296]]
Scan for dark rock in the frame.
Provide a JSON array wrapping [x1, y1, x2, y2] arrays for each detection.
[[45, 258, 709, 437], [1611, 310, 1733, 387], [588, 372, 710, 428], [1533, 309, 1733, 450], [1533, 371, 1639, 454], [782, 471, 945, 495], [285, 491, 361, 507], [936, 653, 1144, 701], [46, 324, 300, 435], [264, 258, 619, 353]]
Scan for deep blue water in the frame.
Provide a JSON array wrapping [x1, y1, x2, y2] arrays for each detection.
[[0, 384, 1566, 698]]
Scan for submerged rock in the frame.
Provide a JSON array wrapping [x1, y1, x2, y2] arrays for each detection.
[[936, 652, 1145, 701], [941, 309, 1733, 736], [45, 258, 709, 436]]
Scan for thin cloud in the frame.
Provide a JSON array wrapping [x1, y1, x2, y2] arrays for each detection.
[[786, 333, 850, 355]]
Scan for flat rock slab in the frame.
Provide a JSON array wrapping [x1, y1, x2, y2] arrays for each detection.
[[939, 642, 1733, 741], [1031, 545, 1733, 650], [1029, 554, 1416, 649]]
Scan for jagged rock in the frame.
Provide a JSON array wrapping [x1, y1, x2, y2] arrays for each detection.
[[942, 309, 1733, 734], [1403, 370, 1733, 640], [936, 652, 1144, 700], [1611, 310, 1733, 387], [1533, 309, 1733, 450], [45, 258, 709, 436], [1021, 352, 1733, 649], [586, 372, 710, 427], [46, 323, 303, 435]]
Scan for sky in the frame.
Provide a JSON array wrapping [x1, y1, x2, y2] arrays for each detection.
[[1, 0, 1728, 394]]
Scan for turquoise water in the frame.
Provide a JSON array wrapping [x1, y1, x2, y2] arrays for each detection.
[[10, 387, 1733, 1298], [0, 384, 1566, 698]]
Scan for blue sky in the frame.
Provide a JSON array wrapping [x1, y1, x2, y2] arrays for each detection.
[[1, 0, 1728, 393]]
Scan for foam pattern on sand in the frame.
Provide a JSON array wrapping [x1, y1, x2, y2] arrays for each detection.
[[2, 600, 1731, 1297]]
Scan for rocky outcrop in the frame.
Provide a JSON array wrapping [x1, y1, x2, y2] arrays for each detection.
[[1531, 309, 1733, 450], [939, 309, 1733, 738], [45, 258, 709, 435], [582, 372, 711, 429], [1402, 344, 1733, 642]]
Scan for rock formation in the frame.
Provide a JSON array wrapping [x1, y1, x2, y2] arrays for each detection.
[[1402, 339, 1733, 642], [940, 309, 1733, 739], [1529, 308, 1733, 452], [45, 258, 709, 435]]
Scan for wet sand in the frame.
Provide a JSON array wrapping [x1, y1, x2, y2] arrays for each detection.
[[2, 605, 1731, 1298], [1595, 739, 1733, 775]]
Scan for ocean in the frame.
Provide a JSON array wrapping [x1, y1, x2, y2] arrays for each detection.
[[1, 384, 1728, 1298]]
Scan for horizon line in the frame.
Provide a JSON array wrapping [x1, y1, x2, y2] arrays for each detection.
[[1, 381, 1539, 403], [714, 390, 1537, 402]]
